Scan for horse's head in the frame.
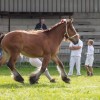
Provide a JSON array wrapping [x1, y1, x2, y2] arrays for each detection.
[[63, 19, 79, 44]]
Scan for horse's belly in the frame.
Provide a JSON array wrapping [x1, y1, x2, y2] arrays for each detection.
[[21, 49, 43, 58]]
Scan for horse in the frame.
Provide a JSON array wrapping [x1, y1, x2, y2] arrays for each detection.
[[0, 19, 79, 84]]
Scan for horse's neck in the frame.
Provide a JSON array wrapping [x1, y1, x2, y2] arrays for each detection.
[[49, 23, 65, 44]]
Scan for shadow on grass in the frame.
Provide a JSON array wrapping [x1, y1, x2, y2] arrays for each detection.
[[0, 81, 69, 89], [0, 65, 59, 76]]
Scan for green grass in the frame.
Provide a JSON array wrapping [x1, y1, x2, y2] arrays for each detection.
[[0, 63, 100, 100]]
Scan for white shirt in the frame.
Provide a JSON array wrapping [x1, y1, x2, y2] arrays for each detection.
[[87, 45, 94, 55], [69, 39, 83, 57]]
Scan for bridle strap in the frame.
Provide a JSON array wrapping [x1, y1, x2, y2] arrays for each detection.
[[64, 21, 78, 39]]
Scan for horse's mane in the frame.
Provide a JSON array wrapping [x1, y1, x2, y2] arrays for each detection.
[[44, 21, 65, 32], [26, 21, 65, 34]]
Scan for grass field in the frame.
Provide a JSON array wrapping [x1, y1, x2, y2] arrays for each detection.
[[0, 63, 100, 100]]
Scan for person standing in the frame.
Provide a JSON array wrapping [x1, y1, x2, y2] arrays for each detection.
[[68, 35, 83, 76], [35, 18, 47, 30], [85, 39, 94, 76]]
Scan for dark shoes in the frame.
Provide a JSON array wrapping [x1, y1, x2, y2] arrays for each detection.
[[87, 71, 93, 76], [87, 71, 90, 76], [50, 78, 56, 83], [90, 73, 93, 76]]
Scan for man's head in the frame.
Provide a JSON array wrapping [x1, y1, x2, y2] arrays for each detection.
[[40, 18, 45, 24]]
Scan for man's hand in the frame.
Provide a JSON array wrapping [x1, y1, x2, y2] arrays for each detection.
[[69, 46, 81, 50]]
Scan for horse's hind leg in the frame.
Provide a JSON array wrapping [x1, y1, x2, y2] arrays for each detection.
[[52, 55, 70, 83], [7, 53, 24, 83]]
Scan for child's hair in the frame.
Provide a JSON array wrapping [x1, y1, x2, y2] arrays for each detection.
[[88, 39, 94, 45]]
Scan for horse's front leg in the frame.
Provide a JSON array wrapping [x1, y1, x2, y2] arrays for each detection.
[[52, 55, 70, 83], [29, 55, 51, 84]]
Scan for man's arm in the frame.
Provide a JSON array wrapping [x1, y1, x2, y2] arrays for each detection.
[[35, 24, 38, 30], [69, 46, 81, 50], [43, 24, 47, 30]]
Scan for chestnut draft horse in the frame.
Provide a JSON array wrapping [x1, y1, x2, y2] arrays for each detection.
[[0, 19, 79, 84]]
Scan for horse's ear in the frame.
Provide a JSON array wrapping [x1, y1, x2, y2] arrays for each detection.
[[67, 18, 73, 23]]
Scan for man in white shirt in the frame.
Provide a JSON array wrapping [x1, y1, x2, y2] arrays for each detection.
[[68, 35, 83, 76]]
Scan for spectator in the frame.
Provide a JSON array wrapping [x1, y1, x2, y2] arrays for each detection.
[[35, 18, 47, 30], [68, 35, 83, 76], [85, 39, 94, 76]]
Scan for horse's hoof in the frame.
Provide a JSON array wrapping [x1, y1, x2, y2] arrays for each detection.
[[62, 77, 70, 84], [29, 74, 39, 84], [50, 78, 56, 83], [14, 75, 24, 83]]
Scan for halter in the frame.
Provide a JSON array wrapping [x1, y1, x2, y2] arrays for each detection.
[[64, 20, 78, 39]]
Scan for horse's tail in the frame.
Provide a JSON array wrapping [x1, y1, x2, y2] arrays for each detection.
[[0, 32, 7, 66], [0, 33, 5, 45]]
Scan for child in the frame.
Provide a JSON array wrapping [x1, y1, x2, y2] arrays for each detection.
[[85, 39, 94, 76]]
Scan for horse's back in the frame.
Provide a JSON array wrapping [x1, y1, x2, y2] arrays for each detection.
[[1, 30, 39, 45], [1, 30, 49, 57]]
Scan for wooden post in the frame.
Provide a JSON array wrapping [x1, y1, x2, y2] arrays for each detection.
[[8, 14, 10, 32]]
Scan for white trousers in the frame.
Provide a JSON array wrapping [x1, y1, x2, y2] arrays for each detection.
[[29, 58, 53, 81], [68, 56, 81, 75], [29, 58, 47, 71], [85, 55, 94, 67]]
